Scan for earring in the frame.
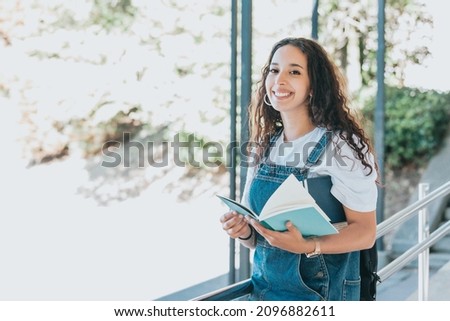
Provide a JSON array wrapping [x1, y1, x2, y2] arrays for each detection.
[[264, 94, 272, 106], [309, 94, 313, 106]]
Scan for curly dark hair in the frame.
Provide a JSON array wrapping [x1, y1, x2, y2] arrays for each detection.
[[248, 37, 377, 175]]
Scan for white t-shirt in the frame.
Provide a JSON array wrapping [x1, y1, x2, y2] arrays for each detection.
[[242, 127, 378, 212]]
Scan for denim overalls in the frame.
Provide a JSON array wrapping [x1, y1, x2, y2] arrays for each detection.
[[248, 130, 360, 301]]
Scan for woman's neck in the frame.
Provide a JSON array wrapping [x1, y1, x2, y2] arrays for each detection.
[[281, 114, 315, 142]]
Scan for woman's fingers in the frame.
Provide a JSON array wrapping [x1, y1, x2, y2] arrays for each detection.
[[220, 211, 250, 238]]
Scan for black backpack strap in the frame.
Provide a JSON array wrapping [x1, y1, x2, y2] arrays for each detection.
[[360, 245, 381, 301]]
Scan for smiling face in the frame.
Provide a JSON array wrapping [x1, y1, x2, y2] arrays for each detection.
[[264, 44, 311, 115]]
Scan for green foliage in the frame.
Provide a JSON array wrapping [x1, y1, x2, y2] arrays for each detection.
[[362, 87, 450, 169], [89, 0, 136, 31], [67, 105, 145, 158], [174, 131, 226, 169]]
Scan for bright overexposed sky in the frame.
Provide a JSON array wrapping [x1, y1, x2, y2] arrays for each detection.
[[404, 0, 450, 91]]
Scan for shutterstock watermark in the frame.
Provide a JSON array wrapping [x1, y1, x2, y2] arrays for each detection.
[[101, 132, 350, 169]]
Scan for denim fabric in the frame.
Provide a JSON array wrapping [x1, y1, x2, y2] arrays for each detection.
[[247, 132, 360, 301]]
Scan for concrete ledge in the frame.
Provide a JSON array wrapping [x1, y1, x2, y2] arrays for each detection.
[[391, 133, 450, 257]]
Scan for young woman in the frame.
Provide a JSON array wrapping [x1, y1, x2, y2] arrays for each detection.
[[220, 37, 378, 301]]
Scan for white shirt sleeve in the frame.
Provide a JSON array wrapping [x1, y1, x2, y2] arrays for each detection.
[[312, 134, 378, 212]]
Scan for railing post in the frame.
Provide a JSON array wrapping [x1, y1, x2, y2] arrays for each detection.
[[239, 0, 252, 281], [418, 182, 430, 301]]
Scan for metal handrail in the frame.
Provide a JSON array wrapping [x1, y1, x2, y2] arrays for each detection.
[[376, 181, 450, 239], [192, 180, 450, 301], [378, 220, 450, 282], [191, 278, 253, 301]]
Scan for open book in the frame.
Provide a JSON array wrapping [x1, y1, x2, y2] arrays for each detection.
[[217, 174, 339, 237]]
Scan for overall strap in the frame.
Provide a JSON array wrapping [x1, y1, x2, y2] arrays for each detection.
[[262, 128, 283, 161], [302, 131, 333, 176]]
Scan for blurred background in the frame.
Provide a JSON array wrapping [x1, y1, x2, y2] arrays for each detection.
[[1, 0, 449, 300]]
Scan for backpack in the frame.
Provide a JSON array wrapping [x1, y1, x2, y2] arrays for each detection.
[[360, 244, 380, 301]]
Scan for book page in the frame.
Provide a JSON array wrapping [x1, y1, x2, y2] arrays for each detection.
[[260, 174, 316, 219]]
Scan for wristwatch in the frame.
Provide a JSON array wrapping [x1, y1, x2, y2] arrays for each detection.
[[306, 238, 321, 258]]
